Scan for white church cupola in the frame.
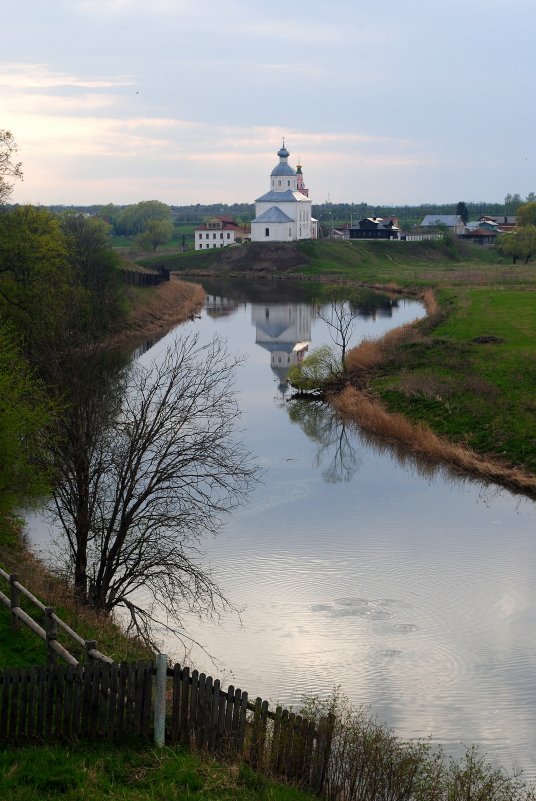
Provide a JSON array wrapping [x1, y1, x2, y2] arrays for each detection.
[[250, 141, 316, 243], [270, 140, 298, 192]]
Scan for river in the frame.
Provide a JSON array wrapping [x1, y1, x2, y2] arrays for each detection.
[[28, 276, 536, 778]]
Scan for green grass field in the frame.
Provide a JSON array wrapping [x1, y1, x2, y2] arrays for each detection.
[[0, 743, 315, 801], [372, 287, 536, 471]]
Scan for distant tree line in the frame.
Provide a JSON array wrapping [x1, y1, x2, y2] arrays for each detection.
[[12, 195, 535, 237]]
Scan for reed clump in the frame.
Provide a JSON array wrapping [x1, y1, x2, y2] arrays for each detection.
[[345, 324, 422, 374], [331, 385, 536, 497], [301, 693, 536, 801]]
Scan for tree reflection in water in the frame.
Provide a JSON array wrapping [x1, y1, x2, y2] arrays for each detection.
[[287, 399, 360, 483]]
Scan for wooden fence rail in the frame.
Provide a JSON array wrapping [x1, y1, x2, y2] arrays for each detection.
[[0, 659, 334, 793], [0, 568, 112, 667]]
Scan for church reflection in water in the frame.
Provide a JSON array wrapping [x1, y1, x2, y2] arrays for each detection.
[[202, 288, 400, 395], [251, 302, 313, 395]]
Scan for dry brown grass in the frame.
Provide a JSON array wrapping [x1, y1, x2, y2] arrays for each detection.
[[396, 372, 456, 400], [421, 287, 438, 315], [110, 278, 205, 347], [345, 338, 385, 372], [331, 386, 536, 498], [345, 323, 422, 374]]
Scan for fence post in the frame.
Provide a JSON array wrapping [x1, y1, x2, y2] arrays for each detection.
[[85, 639, 97, 662], [44, 607, 58, 665], [154, 653, 167, 747], [9, 573, 20, 630]]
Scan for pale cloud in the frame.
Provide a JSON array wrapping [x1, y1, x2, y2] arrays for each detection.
[[75, 0, 194, 13], [0, 62, 132, 90], [4, 0, 536, 205]]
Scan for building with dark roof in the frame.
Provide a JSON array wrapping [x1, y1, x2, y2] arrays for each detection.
[[349, 217, 400, 240]]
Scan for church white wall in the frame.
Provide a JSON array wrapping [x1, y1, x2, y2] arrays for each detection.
[[251, 220, 296, 242], [271, 175, 298, 191], [296, 200, 312, 239]]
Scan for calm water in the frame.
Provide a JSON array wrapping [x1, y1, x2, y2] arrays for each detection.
[[28, 277, 536, 778]]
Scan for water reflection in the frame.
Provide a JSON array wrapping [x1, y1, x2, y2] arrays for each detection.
[[287, 400, 361, 483], [200, 278, 404, 394], [253, 302, 312, 394]]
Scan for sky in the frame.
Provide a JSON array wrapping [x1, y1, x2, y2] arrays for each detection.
[[2, 0, 536, 207]]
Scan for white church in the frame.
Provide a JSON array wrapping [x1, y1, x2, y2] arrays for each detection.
[[250, 142, 317, 242]]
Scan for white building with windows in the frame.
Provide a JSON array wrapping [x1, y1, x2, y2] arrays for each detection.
[[194, 216, 250, 251], [250, 143, 314, 242]]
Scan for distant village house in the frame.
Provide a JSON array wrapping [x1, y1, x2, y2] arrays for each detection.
[[194, 216, 250, 251], [420, 214, 466, 235], [348, 217, 401, 240]]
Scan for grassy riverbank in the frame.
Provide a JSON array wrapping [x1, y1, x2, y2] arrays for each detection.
[[139, 238, 502, 283], [140, 240, 536, 483], [369, 288, 536, 473], [0, 742, 314, 801]]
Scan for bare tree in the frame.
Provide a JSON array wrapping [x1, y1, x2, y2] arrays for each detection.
[[0, 130, 23, 204], [317, 287, 361, 374], [48, 333, 258, 643], [287, 400, 360, 483]]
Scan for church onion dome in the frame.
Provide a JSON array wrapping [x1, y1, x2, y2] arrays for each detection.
[[277, 145, 290, 158], [271, 162, 296, 177]]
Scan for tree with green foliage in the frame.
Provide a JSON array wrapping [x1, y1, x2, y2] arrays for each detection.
[[287, 345, 341, 392], [97, 203, 124, 232], [456, 201, 469, 223], [504, 193, 523, 214], [497, 232, 519, 264], [498, 225, 536, 264], [0, 130, 23, 204], [116, 200, 171, 236], [0, 206, 72, 353], [0, 321, 52, 513], [516, 201, 536, 227], [517, 224, 536, 263], [61, 213, 124, 335], [287, 345, 340, 392], [135, 218, 174, 252]]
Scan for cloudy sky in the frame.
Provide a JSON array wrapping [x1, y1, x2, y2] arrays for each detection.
[[2, 0, 535, 206]]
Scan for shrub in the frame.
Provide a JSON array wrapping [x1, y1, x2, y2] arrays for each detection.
[[300, 693, 536, 801], [287, 346, 341, 392]]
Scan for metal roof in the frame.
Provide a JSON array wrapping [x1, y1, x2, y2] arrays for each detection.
[[252, 206, 294, 223], [255, 189, 309, 203], [421, 214, 463, 227]]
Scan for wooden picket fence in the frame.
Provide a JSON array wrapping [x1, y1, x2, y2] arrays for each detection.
[[168, 664, 334, 791], [0, 661, 153, 743], [0, 660, 334, 792]]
